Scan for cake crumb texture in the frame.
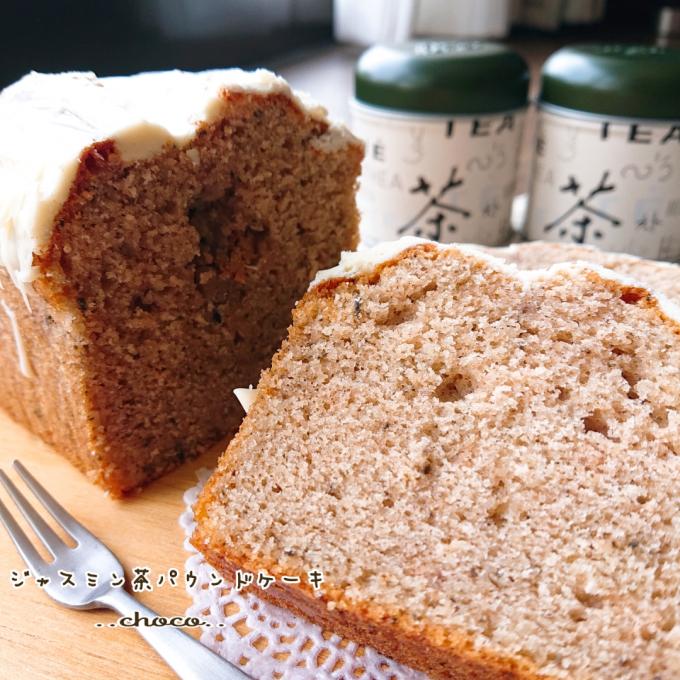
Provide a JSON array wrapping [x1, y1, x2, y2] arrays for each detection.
[[0, 85, 361, 495], [486, 241, 680, 303], [194, 243, 680, 679]]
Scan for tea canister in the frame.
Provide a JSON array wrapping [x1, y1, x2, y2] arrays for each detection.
[[351, 41, 529, 246], [526, 44, 680, 260]]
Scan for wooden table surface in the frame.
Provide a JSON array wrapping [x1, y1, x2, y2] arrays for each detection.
[[0, 408, 225, 680]]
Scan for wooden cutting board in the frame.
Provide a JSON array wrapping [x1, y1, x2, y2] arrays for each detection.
[[0, 408, 226, 680]]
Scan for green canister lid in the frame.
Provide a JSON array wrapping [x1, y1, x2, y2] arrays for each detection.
[[540, 44, 680, 119], [355, 41, 529, 115]]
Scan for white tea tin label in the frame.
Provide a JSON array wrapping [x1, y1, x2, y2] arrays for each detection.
[[526, 107, 680, 260], [351, 101, 525, 246]]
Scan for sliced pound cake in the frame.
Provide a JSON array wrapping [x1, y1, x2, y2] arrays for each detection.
[[486, 241, 680, 303], [0, 70, 362, 495], [193, 238, 680, 679]]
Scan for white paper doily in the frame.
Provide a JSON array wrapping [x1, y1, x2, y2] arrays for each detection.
[[180, 469, 425, 680]]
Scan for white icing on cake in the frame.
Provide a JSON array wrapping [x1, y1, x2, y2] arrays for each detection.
[[310, 237, 680, 325], [310, 237, 433, 286], [310, 237, 519, 287], [0, 68, 350, 299], [234, 387, 258, 414], [1, 300, 33, 378]]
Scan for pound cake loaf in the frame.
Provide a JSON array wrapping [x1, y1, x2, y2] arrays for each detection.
[[193, 238, 680, 679], [486, 241, 680, 303], [0, 70, 362, 495]]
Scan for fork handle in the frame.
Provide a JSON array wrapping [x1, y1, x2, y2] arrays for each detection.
[[99, 589, 249, 679]]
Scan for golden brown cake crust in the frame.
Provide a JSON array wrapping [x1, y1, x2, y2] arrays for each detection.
[[193, 531, 544, 680]]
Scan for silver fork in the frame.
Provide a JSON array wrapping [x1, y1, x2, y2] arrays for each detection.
[[0, 460, 248, 679]]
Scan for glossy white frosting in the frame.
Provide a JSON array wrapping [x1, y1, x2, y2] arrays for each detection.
[[0, 68, 343, 300], [1, 300, 33, 378], [234, 387, 257, 414], [310, 236, 431, 286], [310, 236, 520, 287]]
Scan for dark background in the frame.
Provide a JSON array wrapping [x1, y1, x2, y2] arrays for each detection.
[[0, 0, 674, 88]]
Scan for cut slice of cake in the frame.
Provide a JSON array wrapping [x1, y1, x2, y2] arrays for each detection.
[[485, 241, 680, 303], [193, 238, 680, 679], [0, 70, 362, 495]]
